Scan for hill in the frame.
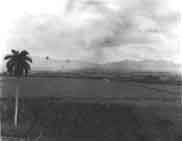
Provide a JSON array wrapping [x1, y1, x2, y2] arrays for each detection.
[[2, 56, 181, 74], [100, 60, 181, 73]]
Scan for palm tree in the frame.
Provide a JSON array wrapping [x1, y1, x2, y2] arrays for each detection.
[[4, 49, 32, 127]]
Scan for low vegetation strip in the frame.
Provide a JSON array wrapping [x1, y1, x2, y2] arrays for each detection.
[[0, 95, 180, 105], [132, 83, 181, 95], [0, 136, 26, 141]]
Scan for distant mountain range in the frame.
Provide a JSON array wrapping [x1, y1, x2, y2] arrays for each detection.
[[31, 57, 181, 73], [100, 60, 181, 73]]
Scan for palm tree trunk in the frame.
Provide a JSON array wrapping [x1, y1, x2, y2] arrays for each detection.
[[14, 83, 19, 127]]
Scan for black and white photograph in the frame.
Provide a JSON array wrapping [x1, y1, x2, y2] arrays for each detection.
[[0, 0, 181, 140]]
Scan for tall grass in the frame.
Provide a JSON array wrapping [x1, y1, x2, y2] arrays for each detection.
[[1, 98, 182, 141]]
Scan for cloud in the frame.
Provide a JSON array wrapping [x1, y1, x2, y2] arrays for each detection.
[[82, 0, 180, 48], [5, 0, 181, 63]]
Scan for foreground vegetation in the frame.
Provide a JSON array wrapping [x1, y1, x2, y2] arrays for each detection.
[[1, 98, 182, 141]]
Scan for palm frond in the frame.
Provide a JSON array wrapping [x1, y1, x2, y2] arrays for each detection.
[[11, 49, 19, 55], [6, 60, 15, 68], [20, 50, 29, 56], [6, 60, 15, 75], [4, 55, 13, 60], [22, 62, 31, 70], [23, 66, 31, 76], [24, 56, 32, 63]]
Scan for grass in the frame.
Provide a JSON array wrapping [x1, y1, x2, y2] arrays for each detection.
[[1, 76, 181, 99], [1, 76, 182, 140], [1, 98, 182, 141]]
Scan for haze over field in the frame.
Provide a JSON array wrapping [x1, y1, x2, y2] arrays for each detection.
[[1, 56, 181, 73], [19, 57, 182, 73]]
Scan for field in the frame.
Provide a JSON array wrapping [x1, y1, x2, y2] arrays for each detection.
[[0, 76, 182, 140], [1, 76, 181, 99]]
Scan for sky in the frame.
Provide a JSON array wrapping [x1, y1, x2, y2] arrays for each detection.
[[0, 0, 182, 70]]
